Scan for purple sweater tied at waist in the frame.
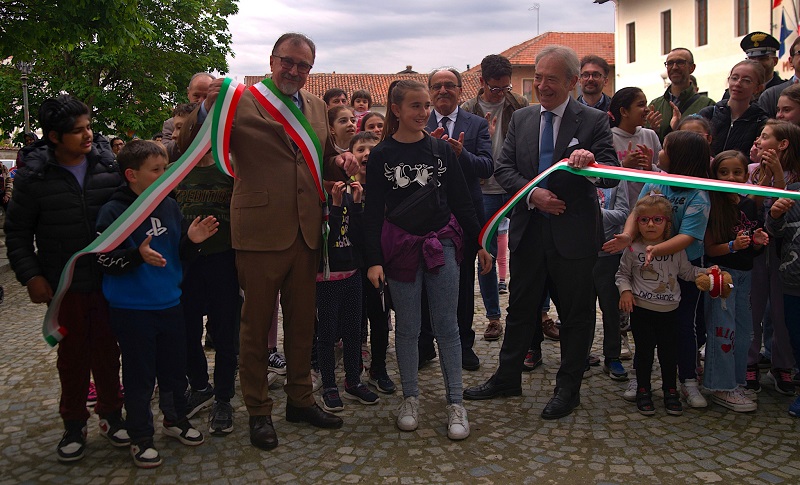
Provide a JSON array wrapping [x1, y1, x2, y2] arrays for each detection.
[[380, 214, 464, 282]]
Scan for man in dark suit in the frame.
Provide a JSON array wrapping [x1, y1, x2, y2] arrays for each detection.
[[464, 45, 619, 419], [418, 68, 494, 371], [179, 33, 357, 450]]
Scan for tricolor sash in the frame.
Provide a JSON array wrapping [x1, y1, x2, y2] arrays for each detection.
[[248, 78, 331, 279]]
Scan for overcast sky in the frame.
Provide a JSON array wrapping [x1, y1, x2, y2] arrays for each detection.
[[225, 0, 616, 79]]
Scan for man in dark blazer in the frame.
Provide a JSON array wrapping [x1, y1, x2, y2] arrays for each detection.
[[179, 33, 357, 450], [464, 45, 619, 419], [418, 68, 494, 371]]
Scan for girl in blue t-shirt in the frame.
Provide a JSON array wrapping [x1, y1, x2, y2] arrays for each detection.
[[605, 130, 711, 408]]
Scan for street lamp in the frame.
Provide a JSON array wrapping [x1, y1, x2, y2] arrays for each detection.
[[529, 4, 541, 36], [15, 61, 32, 134]]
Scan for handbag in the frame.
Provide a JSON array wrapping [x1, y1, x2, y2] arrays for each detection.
[[385, 136, 442, 233]]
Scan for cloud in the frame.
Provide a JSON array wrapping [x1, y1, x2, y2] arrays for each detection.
[[226, 0, 614, 78]]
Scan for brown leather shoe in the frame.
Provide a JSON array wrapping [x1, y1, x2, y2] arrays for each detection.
[[249, 415, 278, 450], [484, 319, 503, 341], [285, 402, 343, 429], [542, 318, 560, 341]]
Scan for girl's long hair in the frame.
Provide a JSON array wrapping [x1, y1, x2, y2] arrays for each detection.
[[708, 150, 749, 243], [663, 130, 711, 183]]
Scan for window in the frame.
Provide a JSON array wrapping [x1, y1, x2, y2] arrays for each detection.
[[661, 10, 672, 55], [697, 0, 708, 46], [522, 79, 534, 102], [627, 22, 636, 63], [736, 0, 749, 37]]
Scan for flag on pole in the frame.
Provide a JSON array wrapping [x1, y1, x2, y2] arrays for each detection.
[[780, 9, 794, 57], [774, 0, 783, 9]]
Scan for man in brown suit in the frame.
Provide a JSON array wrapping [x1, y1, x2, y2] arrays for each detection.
[[179, 32, 356, 450]]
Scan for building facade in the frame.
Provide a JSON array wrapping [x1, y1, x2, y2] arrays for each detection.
[[601, 0, 795, 102]]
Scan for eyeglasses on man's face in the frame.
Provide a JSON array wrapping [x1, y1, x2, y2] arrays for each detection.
[[664, 59, 689, 68], [580, 72, 605, 80], [272, 55, 313, 74]]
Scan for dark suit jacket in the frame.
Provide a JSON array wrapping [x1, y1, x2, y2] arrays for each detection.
[[178, 87, 345, 252], [426, 109, 493, 224], [494, 97, 618, 258]]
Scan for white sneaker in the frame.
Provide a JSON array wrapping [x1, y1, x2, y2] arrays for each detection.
[[446, 404, 470, 440], [680, 378, 708, 408], [623, 378, 638, 402], [619, 333, 632, 361], [739, 385, 758, 401], [396, 396, 419, 431], [267, 371, 280, 389], [311, 369, 322, 393], [711, 389, 756, 413]]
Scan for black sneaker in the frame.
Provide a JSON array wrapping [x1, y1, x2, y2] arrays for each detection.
[[162, 419, 204, 446], [98, 411, 130, 447], [636, 388, 655, 416], [186, 386, 215, 419], [322, 387, 344, 412], [57, 423, 87, 463], [209, 400, 234, 436], [368, 371, 396, 394], [343, 382, 380, 405], [268, 347, 287, 375], [130, 439, 162, 468], [664, 388, 683, 416]]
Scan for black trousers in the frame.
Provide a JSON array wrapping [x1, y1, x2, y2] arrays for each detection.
[[496, 218, 597, 393], [631, 305, 678, 393]]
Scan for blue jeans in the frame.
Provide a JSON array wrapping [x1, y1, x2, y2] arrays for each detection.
[[703, 268, 753, 391], [677, 258, 704, 382], [477, 193, 510, 320], [390, 239, 463, 404]]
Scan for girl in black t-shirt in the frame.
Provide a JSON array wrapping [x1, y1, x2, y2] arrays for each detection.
[[364, 80, 491, 440]]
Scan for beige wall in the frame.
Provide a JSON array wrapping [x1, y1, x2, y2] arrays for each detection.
[[613, 0, 781, 103], [512, 65, 616, 104]]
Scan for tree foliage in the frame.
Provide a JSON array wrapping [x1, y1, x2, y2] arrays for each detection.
[[0, 0, 238, 141]]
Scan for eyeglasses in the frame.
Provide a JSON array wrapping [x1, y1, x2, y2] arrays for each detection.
[[728, 75, 754, 87], [486, 84, 512, 94], [637, 216, 668, 225], [272, 55, 313, 74], [580, 72, 605, 80], [430, 82, 461, 91], [664, 59, 689, 68]]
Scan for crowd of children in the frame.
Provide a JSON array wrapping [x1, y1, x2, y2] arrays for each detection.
[[6, 56, 800, 470]]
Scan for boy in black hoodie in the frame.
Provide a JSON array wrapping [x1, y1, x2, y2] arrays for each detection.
[[4, 95, 127, 463]]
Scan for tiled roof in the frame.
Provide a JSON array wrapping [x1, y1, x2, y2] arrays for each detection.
[[466, 31, 615, 73], [244, 73, 482, 107]]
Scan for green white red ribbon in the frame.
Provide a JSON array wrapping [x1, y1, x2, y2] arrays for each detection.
[[42, 118, 216, 346], [44, 79, 245, 345], [248, 78, 331, 279], [43, 77, 337, 344], [248, 78, 325, 202], [211, 78, 245, 177], [479, 160, 800, 251]]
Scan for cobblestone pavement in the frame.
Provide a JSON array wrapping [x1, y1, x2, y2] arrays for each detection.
[[0, 266, 799, 484]]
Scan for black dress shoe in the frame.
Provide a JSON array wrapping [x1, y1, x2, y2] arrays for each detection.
[[463, 375, 522, 400], [249, 415, 278, 450], [541, 389, 580, 420], [462, 347, 480, 371], [285, 402, 343, 429]]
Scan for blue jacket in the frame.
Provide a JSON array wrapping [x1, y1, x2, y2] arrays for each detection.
[[96, 186, 199, 310]]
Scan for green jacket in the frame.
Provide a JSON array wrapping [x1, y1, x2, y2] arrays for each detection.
[[650, 85, 715, 142]]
